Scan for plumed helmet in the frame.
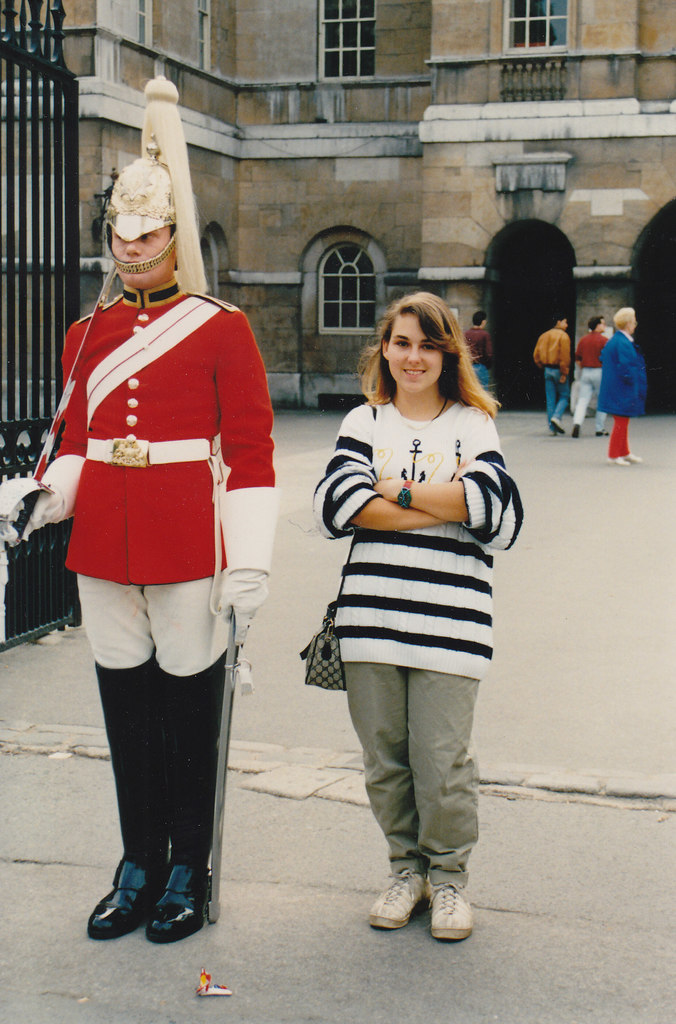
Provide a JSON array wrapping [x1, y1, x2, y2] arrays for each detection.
[[107, 142, 175, 242], [106, 77, 206, 294]]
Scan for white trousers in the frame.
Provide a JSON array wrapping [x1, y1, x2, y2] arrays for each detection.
[[77, 574, 230, 675]]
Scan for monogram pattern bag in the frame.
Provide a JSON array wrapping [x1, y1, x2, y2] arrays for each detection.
[[300, 600, 346, 691]]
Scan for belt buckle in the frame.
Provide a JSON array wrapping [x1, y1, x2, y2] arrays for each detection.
[[111, 438, 149, 468]]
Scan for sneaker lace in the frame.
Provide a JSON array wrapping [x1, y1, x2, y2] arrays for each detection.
[[383, 871, 416, 905], [433, 883, 460, 912]]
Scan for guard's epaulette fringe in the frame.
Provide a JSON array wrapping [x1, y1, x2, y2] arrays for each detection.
[[74, 294, 123, 324], [188, 292, 240, 313]]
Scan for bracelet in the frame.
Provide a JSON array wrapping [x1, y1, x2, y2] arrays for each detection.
[[397, 485, 412, 509]]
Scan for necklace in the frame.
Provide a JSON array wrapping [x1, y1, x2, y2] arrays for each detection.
[[395, 397, 448, 428]]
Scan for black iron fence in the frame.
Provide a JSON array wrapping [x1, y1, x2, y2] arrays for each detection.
[[1, 1, 80, 649]]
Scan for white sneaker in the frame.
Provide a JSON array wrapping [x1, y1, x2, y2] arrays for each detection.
[[430, 882, 473, 941], [625, 453, 643, 463], [369, 870, 429, 929], [608, 457, 631, 466]]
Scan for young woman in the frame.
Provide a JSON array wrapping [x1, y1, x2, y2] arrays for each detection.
[[314, 292, 523, 941]]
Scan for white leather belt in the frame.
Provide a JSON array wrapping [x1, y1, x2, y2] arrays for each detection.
[[86, 437, 211, 468]]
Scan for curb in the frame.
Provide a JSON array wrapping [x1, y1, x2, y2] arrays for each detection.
[[2, 719, 675, 810]]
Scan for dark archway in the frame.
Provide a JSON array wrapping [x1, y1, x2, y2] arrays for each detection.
[[486, 220, 576, 409], [634, 201, 676, 413]]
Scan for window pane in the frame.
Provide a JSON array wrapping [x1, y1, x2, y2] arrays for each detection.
[[341, 244, 360, 263], [342, 303, 357, 328], [324, 251, 342, 273], [511, 0, 527, 17], [549, 17, 567, 46], [360, 275, 375, 300], [359, 302, 375, 328], [360, 49, 375, 76], [360, 21, 375, 48], [512, 22, 526, 46], [324, 302, 340, 328], [342, 274, 358, 301], [325, 51, 340, 77], [326, 22, 340, 48], [324, 276, 340, 301], [325, 0, 339, 19], [550, 0, 568, 14], [343, 0, 357, 18], [356, 250, 372, 273], [360, 0, 375, 17], [529, 19, 546, 45], [344, 22, 358, 47]]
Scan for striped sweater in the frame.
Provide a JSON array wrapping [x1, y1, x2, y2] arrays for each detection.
[[314, 402, 523, 679]]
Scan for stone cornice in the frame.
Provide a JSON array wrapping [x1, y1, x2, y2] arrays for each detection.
[[420, 98, 676, 143], [78, 78, 422, 159]]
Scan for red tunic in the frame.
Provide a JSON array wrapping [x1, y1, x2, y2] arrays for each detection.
[[58, 288, 275, 585]]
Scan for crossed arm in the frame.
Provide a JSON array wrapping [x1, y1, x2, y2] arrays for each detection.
[[350, 469, 469, 531]]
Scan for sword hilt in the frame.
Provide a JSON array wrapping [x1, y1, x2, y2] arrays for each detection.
[[12, 489, 41, 540]]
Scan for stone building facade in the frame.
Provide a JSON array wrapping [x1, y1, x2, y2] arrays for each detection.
[[65, 1, 676, 411]]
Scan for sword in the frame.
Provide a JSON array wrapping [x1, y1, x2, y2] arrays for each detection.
[[0, 266, 118, 541], [208, 613, 248, 924]]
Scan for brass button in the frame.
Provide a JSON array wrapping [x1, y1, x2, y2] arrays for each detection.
[[126, 414, 138, 427], [138, 313, 150, 322], [128, 378, 139, 390], [127, 398, 139, 409]]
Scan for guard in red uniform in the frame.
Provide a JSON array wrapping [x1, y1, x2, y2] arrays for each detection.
[[0, 78, 278, 943]]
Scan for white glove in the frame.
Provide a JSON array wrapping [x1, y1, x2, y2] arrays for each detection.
[[0, 455, 84, 545], [220, 568, 269, 644]]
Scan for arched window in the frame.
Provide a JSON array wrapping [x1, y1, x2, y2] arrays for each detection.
[[320, 243, 376, 332]]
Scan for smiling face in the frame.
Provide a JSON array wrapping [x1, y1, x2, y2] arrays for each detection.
[[382, 313, 444, 403], [110, 226, 176, 291]]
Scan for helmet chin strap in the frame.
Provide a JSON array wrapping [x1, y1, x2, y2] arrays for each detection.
[[111, 233, 176, 275]]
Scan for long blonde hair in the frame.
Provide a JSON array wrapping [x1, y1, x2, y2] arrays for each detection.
[[359, 291, 499, 418]]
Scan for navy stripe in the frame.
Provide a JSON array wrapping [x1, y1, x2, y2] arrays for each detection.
[[478, 449, 505, 467], [337, 624, 493, 660], [336, 435, 373, 462], [323, 473, 369, 514], [343, 560, 492, 596], [339, 593, 492, 627], [355, 527, 493, 567]]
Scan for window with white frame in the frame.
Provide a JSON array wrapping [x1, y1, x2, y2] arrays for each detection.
[[320, 244, 376, 332], [198, 0, 211, 70], [321, 0, 375, 79], [97, 0, 152, 45], [506, 0, 567, 50], [138, 0, 149, 45]]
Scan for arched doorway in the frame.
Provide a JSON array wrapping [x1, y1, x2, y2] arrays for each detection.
[[486, 220, 576, 408], [634, 202, 676, 413]]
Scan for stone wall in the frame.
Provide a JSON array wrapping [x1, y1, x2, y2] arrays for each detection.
[[62, 0, 676, 409]]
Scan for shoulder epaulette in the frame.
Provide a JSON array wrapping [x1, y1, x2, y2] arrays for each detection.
[[188, 292, 240, 313], [74, 293, 122, 325]]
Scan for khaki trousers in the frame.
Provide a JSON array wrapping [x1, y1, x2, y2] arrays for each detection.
[[345, 662, 479, 886]]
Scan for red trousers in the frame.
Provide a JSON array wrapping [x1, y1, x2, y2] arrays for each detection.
[[608, 416, 630, 459]]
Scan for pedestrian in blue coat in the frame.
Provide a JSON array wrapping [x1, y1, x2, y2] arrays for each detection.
[[598, 307, 647, 466]]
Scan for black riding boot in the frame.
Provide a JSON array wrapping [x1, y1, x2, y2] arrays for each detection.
[[146, 653, 226, 944], [88, 658, 170, 940]]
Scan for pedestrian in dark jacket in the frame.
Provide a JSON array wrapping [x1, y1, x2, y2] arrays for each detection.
[[598, 307, 647, 466]]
